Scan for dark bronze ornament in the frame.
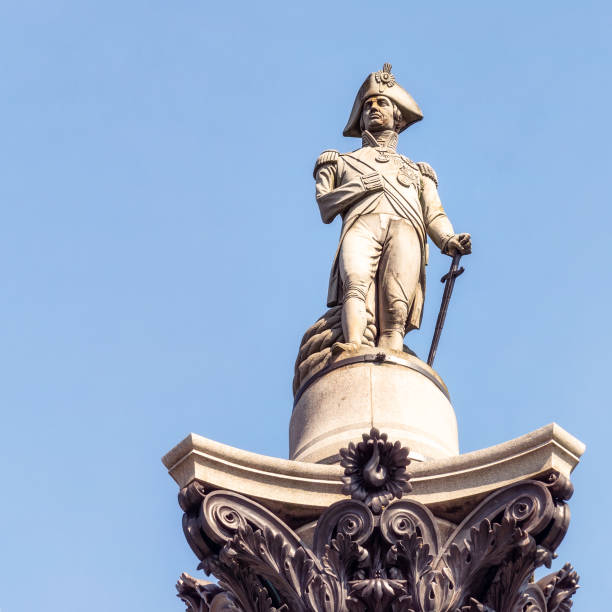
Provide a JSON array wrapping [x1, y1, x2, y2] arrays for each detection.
[[339, 428, 412, 513], [177, 573, 239, 611], [175, 433, 579, 612]]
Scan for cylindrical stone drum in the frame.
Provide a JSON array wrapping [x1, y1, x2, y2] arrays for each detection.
[[289, 350, 459, 464]]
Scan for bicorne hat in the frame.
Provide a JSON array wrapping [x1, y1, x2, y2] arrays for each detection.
[[343, 63, 423, 137]]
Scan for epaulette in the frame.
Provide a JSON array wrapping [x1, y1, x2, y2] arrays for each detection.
[[400, 155, 419, 169], [313, 149, 339, 178], [417, 161, 438, 187]]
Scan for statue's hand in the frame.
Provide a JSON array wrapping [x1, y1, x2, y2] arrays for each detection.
[[444, 233, 472, 256]]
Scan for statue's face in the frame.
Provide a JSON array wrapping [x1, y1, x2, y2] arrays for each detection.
[[361, 96, 395, 132]]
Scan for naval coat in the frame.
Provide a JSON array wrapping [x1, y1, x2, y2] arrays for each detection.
[[314, 133, 455, 332]]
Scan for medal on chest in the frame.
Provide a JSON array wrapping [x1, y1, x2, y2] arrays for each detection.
[[397, 163, 419, 188], [375, 147, 391, 163]]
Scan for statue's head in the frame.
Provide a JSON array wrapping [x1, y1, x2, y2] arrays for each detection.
[[359, 95, 405, 134], [343, 64, 423, 138]]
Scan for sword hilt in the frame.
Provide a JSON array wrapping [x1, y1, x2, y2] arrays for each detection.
[[440, 266, 464, 283], [440, 253, 464, 283]]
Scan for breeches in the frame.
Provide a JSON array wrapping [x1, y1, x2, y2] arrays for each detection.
[[338, 213, 421, 331]]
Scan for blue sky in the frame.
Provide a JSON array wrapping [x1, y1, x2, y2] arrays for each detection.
[[0, 1, 610, 610]]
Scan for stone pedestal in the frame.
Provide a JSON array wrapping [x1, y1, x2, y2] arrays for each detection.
[[290, 348, 458, 463]]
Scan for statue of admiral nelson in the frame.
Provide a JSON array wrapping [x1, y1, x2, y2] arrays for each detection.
[[313, 63, 471, 355]]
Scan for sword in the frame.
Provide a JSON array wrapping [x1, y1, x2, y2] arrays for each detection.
[[427, 253, 465, 367]]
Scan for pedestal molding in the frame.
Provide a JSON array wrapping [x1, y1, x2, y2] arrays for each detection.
[[293, 351, 450, 405], [163, 423, 584, 524]]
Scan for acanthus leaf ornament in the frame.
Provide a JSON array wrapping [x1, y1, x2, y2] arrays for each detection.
[[175, 432, 580, 611], [176, 572, 241, 611]]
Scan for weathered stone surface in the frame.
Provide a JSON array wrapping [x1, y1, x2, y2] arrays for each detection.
[[162, 422, 584, 527], [290, 347, 458, 463]]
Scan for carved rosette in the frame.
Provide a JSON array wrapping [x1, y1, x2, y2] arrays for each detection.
[[175, 432, 579, 611], [340, 428, 412, 513]]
